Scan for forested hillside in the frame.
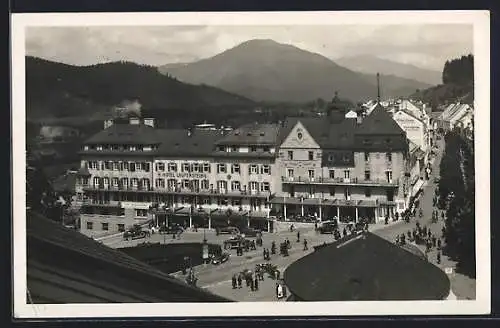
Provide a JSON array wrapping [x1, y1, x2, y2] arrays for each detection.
[[26, 56, 255, 121], [411, 55, 474, 109]]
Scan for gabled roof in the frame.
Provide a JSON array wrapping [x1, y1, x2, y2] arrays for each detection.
[[277, 117, 328, 147], [27, 212, 229, 303], [357, 103, 406, 135], [216, 123, 279, 146], [84, 123, 160, 145], [284, 232, 450, 301]]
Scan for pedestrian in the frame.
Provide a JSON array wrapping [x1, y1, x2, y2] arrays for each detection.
[[441, 212, 445, 220], [437, 251, 441, 264], [303, 239, 308, 251], [263, 248, 267, 260], [276, 269, 281, 280], [250, 278, 255, 291], [428, 230, 432, 239], [401, 234, 406, 245], [432, 235, 437, 248], [395, 235, 400, 245], [342, 228, 347, 238], [297, 231, 300, 242], [254, 276, 259, 291], [314, 222, 318, 231], [237, 274, 242, 288], [437, 238, 442, 250], [232, 274, 237, 289]]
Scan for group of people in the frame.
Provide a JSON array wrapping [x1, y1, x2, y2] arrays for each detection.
[[395, 221, 444, 264], [232, 266, 271, 292]]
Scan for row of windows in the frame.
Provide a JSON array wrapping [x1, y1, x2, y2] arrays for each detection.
[[287, 169, 393, 181], [88, 177, 271, 192], [85, 161, 272, 175], [86, 221, 125, 232], [91, 177, 150, 188], [87, 161, 151, 172], [217, 145, 272, 153], [283, 151, 393, 162], [84, 145, 157, 152]]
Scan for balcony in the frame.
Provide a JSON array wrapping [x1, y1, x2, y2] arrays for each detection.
[[83, 185, 271, 198], [281, 176, 399, 187], [83, 185, 154, 192]]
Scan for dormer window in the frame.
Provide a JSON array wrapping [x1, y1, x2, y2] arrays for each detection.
[[218, 145, 225, 152], [96, 145, 103, 151], [129, 145, 136, 151], [250, 146, 257, 152]]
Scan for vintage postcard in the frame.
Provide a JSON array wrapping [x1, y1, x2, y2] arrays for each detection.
[[11, 10, 490, 318]]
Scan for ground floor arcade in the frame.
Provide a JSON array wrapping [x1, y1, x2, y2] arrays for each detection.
[[269, 197, 403, 223]]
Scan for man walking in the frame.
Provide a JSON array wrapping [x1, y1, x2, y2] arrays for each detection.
[[303, 239, 308, 251]]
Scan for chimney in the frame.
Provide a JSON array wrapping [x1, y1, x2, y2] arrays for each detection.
[[144, 118, 155, 128], [376, 72, 381, 103], [104, 119, 114, 129], [129, 117, 140, 125]]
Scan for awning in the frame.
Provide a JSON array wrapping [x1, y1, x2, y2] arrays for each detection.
[[411, 179, 425, 197], [335, 199, 358, 207], [357, 200, 378, 208], [269, 197, 302, 205]]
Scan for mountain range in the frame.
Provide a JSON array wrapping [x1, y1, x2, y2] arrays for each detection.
[[159, 39, 433, 103], [26, 56, 255, 121], [335, 54, 442, 86]]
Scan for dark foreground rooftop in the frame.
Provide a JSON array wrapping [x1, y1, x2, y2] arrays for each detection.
[[27, 212, 229, 303], [284, 232, 450, 301]]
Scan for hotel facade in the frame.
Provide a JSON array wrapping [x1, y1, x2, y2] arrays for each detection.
[[76, 105, 410, 237]]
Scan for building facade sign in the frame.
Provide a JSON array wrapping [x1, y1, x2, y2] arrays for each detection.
[[157, 172, 207, 179]]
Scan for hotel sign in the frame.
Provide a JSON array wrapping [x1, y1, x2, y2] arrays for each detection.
[[158, 172, 207, 179]]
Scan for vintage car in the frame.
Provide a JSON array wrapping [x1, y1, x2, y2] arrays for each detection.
[[318, 221, 338, 234], [123, 224, 150, 240], [215, 226, 240, 235], [211, 252, 230, 265], [239, 227, 261, 237], [223, 236, 251, 250]]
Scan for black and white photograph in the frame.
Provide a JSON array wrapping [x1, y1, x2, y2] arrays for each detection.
[[12, 11, 490, 318]]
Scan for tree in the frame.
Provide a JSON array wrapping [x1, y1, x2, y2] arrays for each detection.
[[438, 130, 475, 278]]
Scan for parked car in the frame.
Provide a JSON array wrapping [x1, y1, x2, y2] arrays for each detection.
[[211, 252, 230, 265], [239, 227, 261, 237], [216, 226, 240, 235], [123, 224, 150, 240], [318, 222, 337, 234]]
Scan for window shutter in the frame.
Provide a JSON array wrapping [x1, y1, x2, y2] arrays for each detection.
[[231, 165, 234, 174], [268, 166, 272, 175], [260, 165, 263, 174], [248, 165, 251, 175]]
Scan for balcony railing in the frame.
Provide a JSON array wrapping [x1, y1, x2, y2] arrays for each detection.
[[83, 185, 271, 197], [281, 176, 399, 186], [83, 185, 154, 192]]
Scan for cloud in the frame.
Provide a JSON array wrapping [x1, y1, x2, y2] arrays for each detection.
[[25, 24, 473, 70]]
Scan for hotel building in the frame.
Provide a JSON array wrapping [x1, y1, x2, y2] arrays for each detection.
[[76, 117, 279, 237], [76, 104, 410, 236]]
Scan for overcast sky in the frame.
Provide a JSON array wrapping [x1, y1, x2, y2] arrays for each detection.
[[25, 25, 473, 71]]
